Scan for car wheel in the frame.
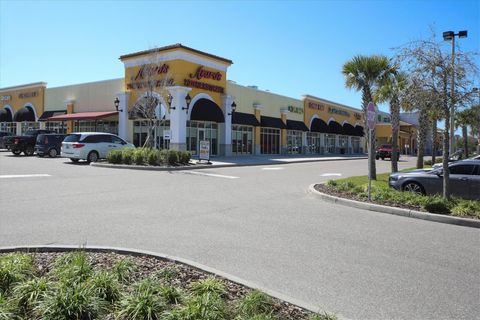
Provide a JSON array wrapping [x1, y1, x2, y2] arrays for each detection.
[[87, 151, 99, 163], [12, 150, 21, 156], [24, 146, 34, 156], [402, 182, 425, 195], [375, 155, 379, 160], [48, 148, 58, 158], [70, 158, 79, 163]]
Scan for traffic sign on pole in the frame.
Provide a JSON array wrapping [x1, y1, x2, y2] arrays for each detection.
[[367, 102, 376, 130]]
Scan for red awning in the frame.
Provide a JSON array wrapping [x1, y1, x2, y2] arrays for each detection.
[[46, 111, 118, 121]]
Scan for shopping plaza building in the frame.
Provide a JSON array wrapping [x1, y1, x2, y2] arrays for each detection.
[[0, 44, 419, 157]]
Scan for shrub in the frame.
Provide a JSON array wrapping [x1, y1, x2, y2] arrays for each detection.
[[53, 251, 92, 284], [178, 151, 191, 165], [39, 282, 105, 320], [0, 292, 17, 320], [107, 149, 123, 164], [451, 200, 480, 218], [337, 181, 355, 192], [147, 149, 158, 166], [156, 266, 179, 283], [11, 277, 49, 315], [133, 148, 147, 165], [88, 271, 121, 303], [117, 278, 165, 320], [189, 277, 226, 297], [122, 149, 134, 165], [309, 312, 338, 320], [423, 196, 451, 214], [159, 285, 183, 305], [326, 180, 337, 187], [180, 292, 226, 320], [112, 258, 136, 284], [158, 150, 169, 166], [167, 150, 179, 166], [0, 253, 35, 294], [237, 290, 274, 317]]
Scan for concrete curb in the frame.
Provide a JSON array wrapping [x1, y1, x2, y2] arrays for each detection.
[[308, 184, 480, 229], [91, 156, 367, 171], [0, 245, 347, 320]]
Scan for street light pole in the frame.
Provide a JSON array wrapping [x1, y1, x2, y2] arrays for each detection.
[[443, 30, 467, 155]]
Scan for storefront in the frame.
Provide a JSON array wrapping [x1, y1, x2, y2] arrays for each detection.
[[1, 44, 368, 157]]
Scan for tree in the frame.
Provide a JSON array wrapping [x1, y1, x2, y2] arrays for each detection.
[[395, 32, 478, 199], [342, 55, 391, 180], [456, 106, 479, 158], [374, 68, 407, 173], [128, 48, 174, 148]]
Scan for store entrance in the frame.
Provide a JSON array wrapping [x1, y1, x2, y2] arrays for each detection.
[[186, 121, 218, 156]]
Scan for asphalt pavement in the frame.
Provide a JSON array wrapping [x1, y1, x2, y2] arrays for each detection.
[[0, 152, 479, 320]]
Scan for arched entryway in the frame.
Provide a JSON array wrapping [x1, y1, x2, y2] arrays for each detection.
[[187, 98, 224, 156], [13, 106, 36, 122], [0, 108, 13, 122]]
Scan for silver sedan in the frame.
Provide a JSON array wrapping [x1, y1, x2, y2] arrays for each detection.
[[389, 160, 480, 200]]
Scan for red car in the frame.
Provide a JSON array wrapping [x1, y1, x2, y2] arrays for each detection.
[[375, 144, 400, 161]]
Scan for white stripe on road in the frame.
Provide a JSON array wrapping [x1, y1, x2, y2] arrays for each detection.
[[320, 173, 342, 177], [181, 171, 239, 179], [0, 174, 51, 179], [261, 167, 284, 170]]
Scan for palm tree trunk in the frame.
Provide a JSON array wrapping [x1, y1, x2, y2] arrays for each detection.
[[462, 125, 468, 158], [442, 80, 450, 199], [363, 86, 376, 180], [416, 109, 428, 169], [390, 96, 400, 173]]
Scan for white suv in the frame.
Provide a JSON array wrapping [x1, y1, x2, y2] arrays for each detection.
[[61, 132, 135, 163]]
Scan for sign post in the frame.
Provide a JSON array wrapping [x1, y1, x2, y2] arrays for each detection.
[[366, 102, 376, 201]]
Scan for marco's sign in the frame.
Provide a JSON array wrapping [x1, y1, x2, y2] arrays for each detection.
[[184, 66, 225, 93], [127, 63, 173, 90]]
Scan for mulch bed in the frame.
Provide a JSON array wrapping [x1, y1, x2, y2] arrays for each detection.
[[2, 250, 314, 320]]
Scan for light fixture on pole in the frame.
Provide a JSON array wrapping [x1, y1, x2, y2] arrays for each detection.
[[114, 97, 122, 112], [443, 30, 467, 154], [228, 101, 237, 116], [167, 94, 174, 109], [183, 94, 191, 113]]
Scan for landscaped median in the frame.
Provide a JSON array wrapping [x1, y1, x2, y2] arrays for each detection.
[[311, 171, 480, 228], [107, 148, 192, 167], [0, 248, 337, 320]]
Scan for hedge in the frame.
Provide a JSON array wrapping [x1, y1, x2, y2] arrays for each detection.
[[107, 148, 191, 166]]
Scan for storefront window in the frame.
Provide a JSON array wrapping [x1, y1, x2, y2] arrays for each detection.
[[21, 122, 40, 134], [307, 132, 322, 154], [232, 125, 253, 155], [186, 121, 218, 156], [260, 128, 280, 154], [352, 137, 361, 153], [0, 122, 17, 134], [133, 120, 170, 149], [339, 135, 348, 154], [286, 130, 303, 154], [326, 134, 336, 153], [74, 120, 118, 134], [45, 121, 67, 134]]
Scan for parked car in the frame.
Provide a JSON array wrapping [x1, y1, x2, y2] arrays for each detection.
[[432, 151, 480, 169], [35, 133, 67, 158], [389, 160, 480, 200], [0, 131, 13, 149], [375, 144, 400, 161], [7, 129, 56, 156], [61, 132, 135, 163]]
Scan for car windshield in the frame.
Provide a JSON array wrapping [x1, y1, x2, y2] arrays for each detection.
[[24, 130, 37, 136], [63, 134, 81, 142]]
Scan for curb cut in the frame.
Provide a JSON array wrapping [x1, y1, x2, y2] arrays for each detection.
[[0, 245, 347, 320], [91, 156, 367, 171], [308, 184, 480, 229]]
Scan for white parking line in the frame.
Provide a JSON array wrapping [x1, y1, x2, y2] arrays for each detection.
[[181, 171, 239, 179], [320, 173, 342, 177], [261, 167, 284, 170], [0, 174, 52, 179]]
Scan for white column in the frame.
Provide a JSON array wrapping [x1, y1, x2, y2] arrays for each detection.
[[222, 95, 234, 156], [348, 136, 352, 154], [302, 131, 308, 154], [116, 92, 130, 142], [167, 86, 192, 151], [16, 123, 22, 135]]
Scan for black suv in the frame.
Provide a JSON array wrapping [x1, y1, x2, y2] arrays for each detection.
[[35, 133, 66, 157]]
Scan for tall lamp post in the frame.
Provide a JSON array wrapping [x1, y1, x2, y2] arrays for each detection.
[[443, 30, 467, 154], [473, 87, 480, 155]]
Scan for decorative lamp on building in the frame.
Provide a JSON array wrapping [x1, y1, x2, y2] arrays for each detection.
[[114, 97, 122, 112], [183, 93, 192, 113], [228, 101, 237, 116]]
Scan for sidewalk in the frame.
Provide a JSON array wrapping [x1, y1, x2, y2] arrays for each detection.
[[91, 154, 368, 171]]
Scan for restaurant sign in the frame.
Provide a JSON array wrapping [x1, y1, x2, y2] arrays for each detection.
[[328, 107, 350, 117], [184, 66, 224, 94], [1, 95, 11, 101], [18, 91, 38, 99], [308, 101, 325, 111], [127, 63, 174, 90], [287, 105, 303, 114]]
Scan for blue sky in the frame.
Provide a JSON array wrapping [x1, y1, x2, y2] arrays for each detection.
[[1, 0, 478, 114]]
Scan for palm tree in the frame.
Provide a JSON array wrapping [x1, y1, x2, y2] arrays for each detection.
[[342, 55, 390, 180], [374, 70, 407, 173], [456, 107, 477, 158]]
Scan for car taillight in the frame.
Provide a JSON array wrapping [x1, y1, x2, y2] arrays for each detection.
[[72, 143, 85, 149], [44, 136, 49, 144], [14, 138, 19, 144]]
